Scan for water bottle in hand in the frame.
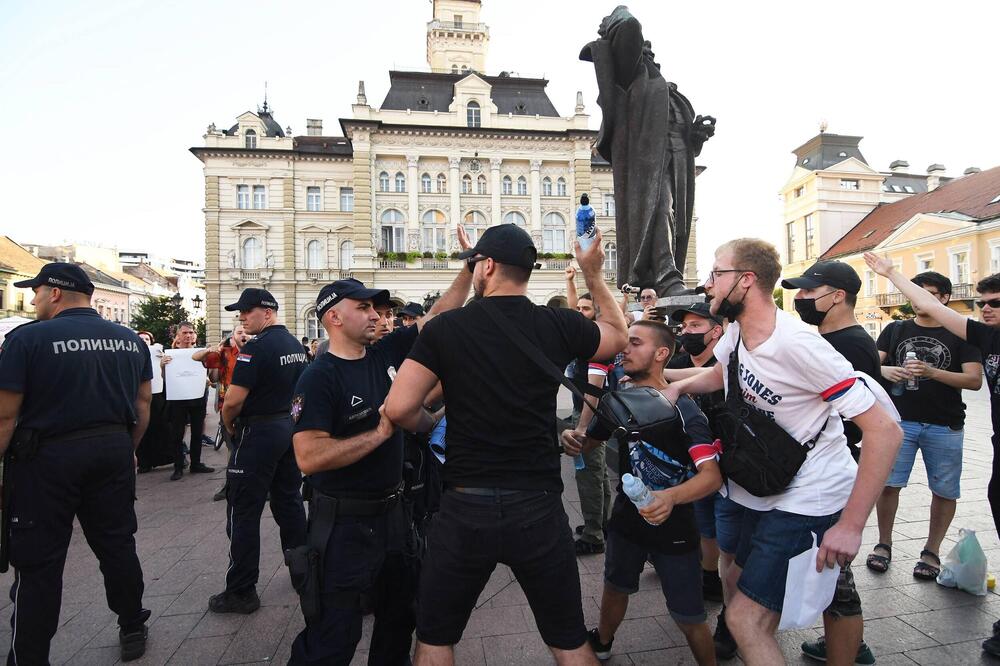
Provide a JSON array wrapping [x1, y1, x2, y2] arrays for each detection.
[[622, 473, 654, 509], [576, 194, 596, 251], [574, 454, 586, 471], [904, 351, 919, 390]]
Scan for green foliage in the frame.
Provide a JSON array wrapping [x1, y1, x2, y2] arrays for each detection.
[[434, 251, 448, 261], [130, 296, 189, 346], [195, 318, 206, 346], [773, 288, 784, 310], [422, 251, 434, 259], [891, 303, 915, 320]]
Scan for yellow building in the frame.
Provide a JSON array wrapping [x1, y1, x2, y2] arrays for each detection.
[[0, 236, 46, 319]]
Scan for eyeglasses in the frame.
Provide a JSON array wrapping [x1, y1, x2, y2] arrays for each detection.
[[704, 269, 751, 285], [466, 255, 488, 273], [977, 298, 1000, 309]]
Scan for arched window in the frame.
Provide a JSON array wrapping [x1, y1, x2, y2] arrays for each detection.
[[467, 100, 481, 128], [477, 175, 487, 195], [421, 210, 447, 252], [462, 174, 473, 194], [543, 212, 566, 253], [340, 240, 354, 270], [557, 177, 567, 196], [306, 240, 323, 269], [463, 210, 487, 245], [502, 176, 512, 195], [604, 242, 617, 272], [241, 237, 262, 269], [437, 173, 447, 193], [462, 65, 469, 72], [542, 177, 552, 196], [381, 209, 405, 252], [306, 310, 326, 340], [503, 211, 526, 227], [245, 129, 257, 150], [379, 172, 390, 192], [421, 173, 432, 193], [517, 176, 528, 196], [395, 172, 406, 193]]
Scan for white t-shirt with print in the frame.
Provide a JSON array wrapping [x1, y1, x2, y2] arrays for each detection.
[[713, 308, 876, 516]]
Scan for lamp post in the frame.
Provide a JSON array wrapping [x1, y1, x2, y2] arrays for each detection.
[[192, 294, 203, 311], [171, 292, 183, 308]]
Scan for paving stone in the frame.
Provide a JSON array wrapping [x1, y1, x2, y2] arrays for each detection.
[[601, 617, 675, 656], [454, 636, 487, 665], [481, 631, 552, 665], [858, 616, 940, 655], [898, 606, 998, 644], [217, 603, 294, 664], [127, 612, 202, 666], [856, 585, 933, 619], [64, 645, 122, 665], [904, 639, 997, 665], [186, 611, 245, 640], [897, 581, 991, 610], [462, 604, 532, 639], [166, 635, 233, 665]]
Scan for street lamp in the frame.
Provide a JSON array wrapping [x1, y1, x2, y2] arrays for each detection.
[[171, 293, 183, 308], [192, 294, 203, 310]]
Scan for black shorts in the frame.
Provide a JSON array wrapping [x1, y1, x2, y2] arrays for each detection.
[[416, 489, 587, 650]]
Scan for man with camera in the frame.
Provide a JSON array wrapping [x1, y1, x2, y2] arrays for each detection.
[[384, 224, 627, 665]]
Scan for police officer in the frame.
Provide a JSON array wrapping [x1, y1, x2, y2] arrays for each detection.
[[209, 288, 309, 614], [0, 263, 152, 663]]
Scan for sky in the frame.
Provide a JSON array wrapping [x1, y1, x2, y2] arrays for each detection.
[[2, 0, 999, 277]]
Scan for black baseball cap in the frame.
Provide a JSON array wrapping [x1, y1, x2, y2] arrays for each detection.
[[315, 279, 390, 320], [14, 262, 95, 296], [670, 301, 722, 325], [399, 302, 425, 318], [781, 261, 862, 295], [224, 288, 279, 312], [456, 224, 538, 270]]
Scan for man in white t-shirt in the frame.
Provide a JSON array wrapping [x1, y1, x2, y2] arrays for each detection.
[[666, 238, 902, 665]]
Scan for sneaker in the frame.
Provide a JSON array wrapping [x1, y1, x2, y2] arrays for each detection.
[[208, 589, 260, 615], [119, 625, 148, 662], [213, 486, 228, 502], [201, 434, 215, 447], [703, 569, 723, 603], [170, 468, 183, 481], [800, 636, 876, 665], [714, 607, 738, 660], [984, 635, 1000, 657], [574, 538, 605, 555], [189, 463, 215, 474], [586, 628, 613, 661]]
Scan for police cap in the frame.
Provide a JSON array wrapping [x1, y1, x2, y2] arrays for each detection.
[[315, 279, 390, 321], [14, 262, 95, 296], [225, 288, 279, 312]]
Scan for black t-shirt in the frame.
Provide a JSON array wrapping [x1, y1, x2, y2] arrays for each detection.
[[823, 325, 881, 446], [407, 296, 601, 491], [877, 319, 981, 429], [967, 319, 1000, 440], [0, 308, 153, 439], [588, 393, 716, 554], [292, 325, 417, 497], [668, 353, 727, 441], [231, 324, 310, 417]]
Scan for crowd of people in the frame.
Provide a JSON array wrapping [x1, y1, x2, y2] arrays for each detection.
[[1, 224, 998, 665]]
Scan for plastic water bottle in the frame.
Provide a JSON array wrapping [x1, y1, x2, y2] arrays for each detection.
[[574, 454, 586, 471], [622, 473, 654, 510], [904, 351, 919, 390], [429, 416, 447, 458], [576, 194, 596, 251]]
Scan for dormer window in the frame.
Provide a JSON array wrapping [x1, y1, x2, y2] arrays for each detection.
[[467, 100, 481, 128], [514, 102, 527, 115], [245, 129, 257, 150]]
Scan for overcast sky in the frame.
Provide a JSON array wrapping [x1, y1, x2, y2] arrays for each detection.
[[2, 0, 998, 277]]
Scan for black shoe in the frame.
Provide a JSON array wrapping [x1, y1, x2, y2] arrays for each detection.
[[201, 434, 214, 447], [574, 538, 605, 555], [587, 627, 613, 661], [208, 589, 260, 615], [170, 469, 183, 481], [190, 463, 215, 474], [213, 486, 227, 502], [703, 569, 723, 603], [575, 525, 585, 536], [714, 606, 738, 660], [137, 465, 152, 474], [984, 635, 1000, 657], [119, 624, 147, 661]]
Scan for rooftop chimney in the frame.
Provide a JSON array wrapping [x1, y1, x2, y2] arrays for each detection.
[[306, 119, 323, 136], [964, 167, 982, 176], [926, 163, 946, 191], [889, 160, 909, 173]]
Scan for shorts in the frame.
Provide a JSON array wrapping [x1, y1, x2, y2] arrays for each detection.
[[417, 489, 587, 650], [715, 494, 748, 555], [693, 492, 718, 539], [887, 421, 964, 499], [604, 529, 706, 624], [825, 563, 862, 618], [734, 508, 841, 613]]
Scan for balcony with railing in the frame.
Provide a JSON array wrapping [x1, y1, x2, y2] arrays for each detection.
[[378, 259, 408, 270], [876, 283, 974, 308], [421, 259, 449, 270], [305, 269, 326, 282], [604, 269, 617, 283], [428, 20, 487, 33]]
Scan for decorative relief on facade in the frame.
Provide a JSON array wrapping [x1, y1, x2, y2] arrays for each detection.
[[407, 232, 420, 251], [232, 159, 268, 168]]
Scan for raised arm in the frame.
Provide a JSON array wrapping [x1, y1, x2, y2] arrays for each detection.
[[418, 225, 473, 331], [576, 229, 628, 360], [865, 252, 969, 340], [565, 266, 579, 311]]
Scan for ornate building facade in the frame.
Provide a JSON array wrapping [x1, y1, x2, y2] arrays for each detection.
[[192, 0, 697, 340]]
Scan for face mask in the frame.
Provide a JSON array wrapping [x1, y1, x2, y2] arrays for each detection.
[[715, 277, 749, 321], [677, 332, 709, 356], [793, 291, 837, 326]]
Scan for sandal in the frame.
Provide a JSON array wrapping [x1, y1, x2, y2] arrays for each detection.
[[866, 543, 892, 573], [913, 550, 941, 580]]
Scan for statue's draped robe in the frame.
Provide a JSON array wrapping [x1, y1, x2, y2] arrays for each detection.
[[582, 17, 701, 295]]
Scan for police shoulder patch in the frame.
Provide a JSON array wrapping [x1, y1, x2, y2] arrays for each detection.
[[237, 353, 253, 363], [291, 395, 304, 423]]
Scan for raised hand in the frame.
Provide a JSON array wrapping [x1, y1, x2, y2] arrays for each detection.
[[574, 227, 605, 276], [863, 252, 895, 278], [457, 225, 472, 252]]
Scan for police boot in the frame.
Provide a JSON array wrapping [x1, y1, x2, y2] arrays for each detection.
[[119, 609, 151, 662], [208, 588, 261, 615]]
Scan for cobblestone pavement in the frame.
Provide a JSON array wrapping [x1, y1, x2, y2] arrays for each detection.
[[0, 385, 995, 665]]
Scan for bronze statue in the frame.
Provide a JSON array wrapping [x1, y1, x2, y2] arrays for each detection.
[[581, 6, 715, 296]]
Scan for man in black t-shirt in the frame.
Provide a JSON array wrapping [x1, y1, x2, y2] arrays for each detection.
[[569, 320, 721, 664], [288, 260, 472, 663], [384, 224, 628, 664], [866, 271, 982, 586]]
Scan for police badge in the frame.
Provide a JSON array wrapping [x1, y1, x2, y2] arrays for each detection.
[[291, 395, 304, 423]]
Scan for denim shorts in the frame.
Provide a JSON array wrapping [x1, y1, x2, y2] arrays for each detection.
[[604, 529, 706, 624], [714, 494, 748, 555], [887, 421, 964, 499], [693, 492, 718, 539], [734, 508, 841, 613]]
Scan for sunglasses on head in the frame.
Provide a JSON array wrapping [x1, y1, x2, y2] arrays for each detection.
[[977, 298, 1000, 309]]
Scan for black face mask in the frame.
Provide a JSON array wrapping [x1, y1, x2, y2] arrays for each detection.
[[715, 277, 749, 321], [677, 332, 710, 357], [793, 291, 837, 326]]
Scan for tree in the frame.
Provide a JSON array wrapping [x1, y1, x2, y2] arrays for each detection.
[[773, 287, 784, 311], [130, 296, 189, 346]]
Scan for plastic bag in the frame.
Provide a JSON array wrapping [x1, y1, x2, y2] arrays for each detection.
[[937, 528, 988, 596], [778, 532, 840, 630]]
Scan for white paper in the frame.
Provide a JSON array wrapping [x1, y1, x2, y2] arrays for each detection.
[[164, 348, 207, 401], [149, 344, 164, 394], [778, 532, 840, 630]]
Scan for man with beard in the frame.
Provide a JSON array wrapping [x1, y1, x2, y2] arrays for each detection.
[[385, 224, 627, 665]]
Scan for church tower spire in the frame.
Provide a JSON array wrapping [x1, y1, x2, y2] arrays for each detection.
[[426, 0, 489, 74]]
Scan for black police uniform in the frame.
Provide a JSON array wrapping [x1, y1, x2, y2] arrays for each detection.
[[217, 296, 309, 606], [287, 279, 419, 666], [0, 290, 152, 664]]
